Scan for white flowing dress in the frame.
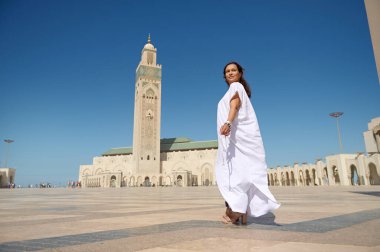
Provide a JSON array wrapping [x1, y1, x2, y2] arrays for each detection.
[[216, 82, 280, 217]]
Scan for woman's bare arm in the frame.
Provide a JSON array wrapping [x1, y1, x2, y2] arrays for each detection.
[[220, 93, 241, 136]]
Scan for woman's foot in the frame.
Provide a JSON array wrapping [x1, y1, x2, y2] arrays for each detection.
[[222, 214, 232, 224], [226, 207, 247, 225], [222, 207, 233, 224], [226, 209, 241, 224]]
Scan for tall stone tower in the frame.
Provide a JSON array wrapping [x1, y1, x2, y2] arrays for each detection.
[[133, 35, 162, 176]]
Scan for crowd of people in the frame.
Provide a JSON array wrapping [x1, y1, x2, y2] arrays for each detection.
[[67, 180, 81, 188]]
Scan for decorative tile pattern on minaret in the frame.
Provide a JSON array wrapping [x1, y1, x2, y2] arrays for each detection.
[[133, 35, 162, 175]]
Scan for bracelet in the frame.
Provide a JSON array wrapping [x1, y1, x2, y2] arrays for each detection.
[[225, 121, 231, 129]]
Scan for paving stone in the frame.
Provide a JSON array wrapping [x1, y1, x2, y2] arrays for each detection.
[[0, 186, 379, 251]]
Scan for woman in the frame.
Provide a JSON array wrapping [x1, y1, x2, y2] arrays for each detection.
[[216, 62, 280, 224]]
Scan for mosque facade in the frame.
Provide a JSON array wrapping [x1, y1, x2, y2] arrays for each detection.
[[78, 37, 380, 188]]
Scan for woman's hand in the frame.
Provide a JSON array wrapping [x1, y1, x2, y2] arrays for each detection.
[[220, 123, 231, 136]]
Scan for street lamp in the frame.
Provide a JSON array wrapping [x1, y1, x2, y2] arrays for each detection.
[[329, 112, 343, 153], [3, 139, 14, 168]]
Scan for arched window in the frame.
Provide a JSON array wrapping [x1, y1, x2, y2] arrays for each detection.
[[147, 52, 153, 64], [145, 89, 155, 103], [350, 165, 359, 185]]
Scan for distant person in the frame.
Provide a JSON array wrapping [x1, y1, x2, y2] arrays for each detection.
[[215, 62, 280, 224]]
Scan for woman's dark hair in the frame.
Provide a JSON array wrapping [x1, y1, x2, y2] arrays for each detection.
[[223, 61, 251, 98]]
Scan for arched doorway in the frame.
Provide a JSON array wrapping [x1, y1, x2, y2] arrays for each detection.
[[205, 179, 210, 186], [202, 166, 211, 186], [323, 167, 329, 185], [274, 173, 279, 186], [177, 175, 183, 187], [290, 171, 295, 186], [350, 165, 359, 185], [281, 172, 285, 186], [332, 166, 340, 185], [143, 176, 150, 187], [110, 175, 116, 187], [191, 175, 198, 186], [305, 170, 311, 186], [122, 176, 128, 187], [129, 176, 135, 187], [270, 174, 274, 186], [312, 169, 317, 185], [369, 163, 380, 185], [299, 171, 304, 186], [286, 172, 290, 186]]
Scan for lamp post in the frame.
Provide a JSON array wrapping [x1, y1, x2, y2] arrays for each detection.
[[3, 139, 14, 168], [329, 112, 343, 153]]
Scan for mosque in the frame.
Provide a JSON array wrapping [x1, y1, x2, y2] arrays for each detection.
[[79, 36, 218, 188], [78, 37, 380, 188]]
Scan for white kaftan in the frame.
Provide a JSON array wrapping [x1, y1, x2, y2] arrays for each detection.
[[216, 82, 280, 217]]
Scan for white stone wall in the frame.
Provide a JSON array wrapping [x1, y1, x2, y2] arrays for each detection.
[[364, 117, 380, 153], [80, 151, 380, 188], [79, 148, 218, 188], [267, 153, 380, 187], [0, 168, 16, 188], [161, 149, 217, 187], [365, 153, 380, 185]]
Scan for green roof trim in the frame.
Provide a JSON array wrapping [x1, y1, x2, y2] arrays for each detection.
[[161, 139, 217, 152], [102, 147, 133, 156], [102, 137, 217, 156], [160, 137, 192, 144]]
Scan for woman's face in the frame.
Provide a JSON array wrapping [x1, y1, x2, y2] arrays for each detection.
[[224, 64, 241, 84]]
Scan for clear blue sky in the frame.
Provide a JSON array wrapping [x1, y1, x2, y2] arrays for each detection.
[[1, 0, 379, 186]]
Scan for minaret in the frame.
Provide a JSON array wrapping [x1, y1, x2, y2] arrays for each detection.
[[133, 35, 162, 176]]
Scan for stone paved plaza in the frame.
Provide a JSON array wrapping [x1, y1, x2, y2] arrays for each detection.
[[0, 186, 379, 251]]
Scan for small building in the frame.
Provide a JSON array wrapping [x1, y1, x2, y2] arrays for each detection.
[[0, 168, 16, 188]]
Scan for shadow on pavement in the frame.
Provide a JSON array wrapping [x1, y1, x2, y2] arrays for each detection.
[[249, 212, 281, 226], [350, 191, 380, 197]]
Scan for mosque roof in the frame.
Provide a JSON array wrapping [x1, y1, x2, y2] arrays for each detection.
[[102, 137, 217, 156], [102, 147, 133, 156], [143, 43, 154, 50]]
